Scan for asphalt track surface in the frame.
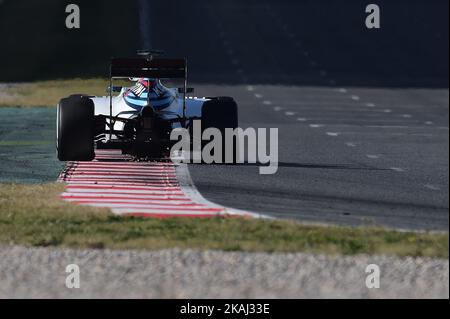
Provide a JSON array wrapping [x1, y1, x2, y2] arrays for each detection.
[[144, 0, 449, 230]]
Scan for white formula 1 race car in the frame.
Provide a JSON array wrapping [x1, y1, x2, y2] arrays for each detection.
[[56, 50, 238, 161]]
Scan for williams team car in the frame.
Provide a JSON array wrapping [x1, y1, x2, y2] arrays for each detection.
[[56, 50, 238, 161]]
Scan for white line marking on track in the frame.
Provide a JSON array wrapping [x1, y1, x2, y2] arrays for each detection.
[[64, 199, 194, 205], [424, 184, 440, 191], [67, 168, 174, 173], [366, 154, 381, 159], [351, 95, 360, 101], [390, 167, 405, 172], [65, 183, 180, 188], [345, 142, 357, 147], [365, 125, 412, 129], [326, 132, 340, 136], [63, 188, 184, 195], [365, 102, 376, 107], [262, 100, 272, 105], [84, 203, 209, 209], [111, 207, 223, 214], [254, 93, 263, 99], [297, 117, 307, 121], [334, 131, 434, 137], [65, 175, 177, 180], [62, 192, 188, 199], [273, 106, 283, 111], [285, 111, 295, 116], [309, 124, 324, 128]]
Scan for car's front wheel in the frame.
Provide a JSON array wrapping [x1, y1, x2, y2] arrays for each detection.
[[56, 95, 95, 161]]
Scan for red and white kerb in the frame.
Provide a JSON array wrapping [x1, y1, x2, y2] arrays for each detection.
[[58, 150, 259, 218]]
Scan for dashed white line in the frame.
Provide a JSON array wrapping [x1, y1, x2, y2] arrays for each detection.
[[366, 125, 411, 129], [262, 100, 272, 105], [326, 132, 340, 136], [273, 106, 283, 111], [366, 154, 380, 159], [351, 95, 360, 101], [337, 88, 347, 93], [309, 124, 324, 128], [297, 117, 307, 122], [254, 93, 263, 99], [285, 111, 295, 116], [401, 114, 412, 118], [424, 184, 440, 191], [390, 167, 405, 172], [345, 142, 357, 147], [365, 102, 376, 107]]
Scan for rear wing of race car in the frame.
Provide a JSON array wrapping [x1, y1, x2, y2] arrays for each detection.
[[108, 55, 188, 138], [110, 57, 186, 78]]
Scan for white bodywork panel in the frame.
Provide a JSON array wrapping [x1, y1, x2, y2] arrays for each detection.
[[90, 84, 208, 132]]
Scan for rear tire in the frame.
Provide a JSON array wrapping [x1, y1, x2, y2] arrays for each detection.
[[57, 95, 95, 161], [201, 96, 238, 163]]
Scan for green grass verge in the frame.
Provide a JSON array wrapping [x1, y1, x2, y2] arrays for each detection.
[[0, 183, 447, 257]]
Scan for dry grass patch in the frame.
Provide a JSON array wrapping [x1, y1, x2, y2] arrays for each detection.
[[0, 79, 111, 107]]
